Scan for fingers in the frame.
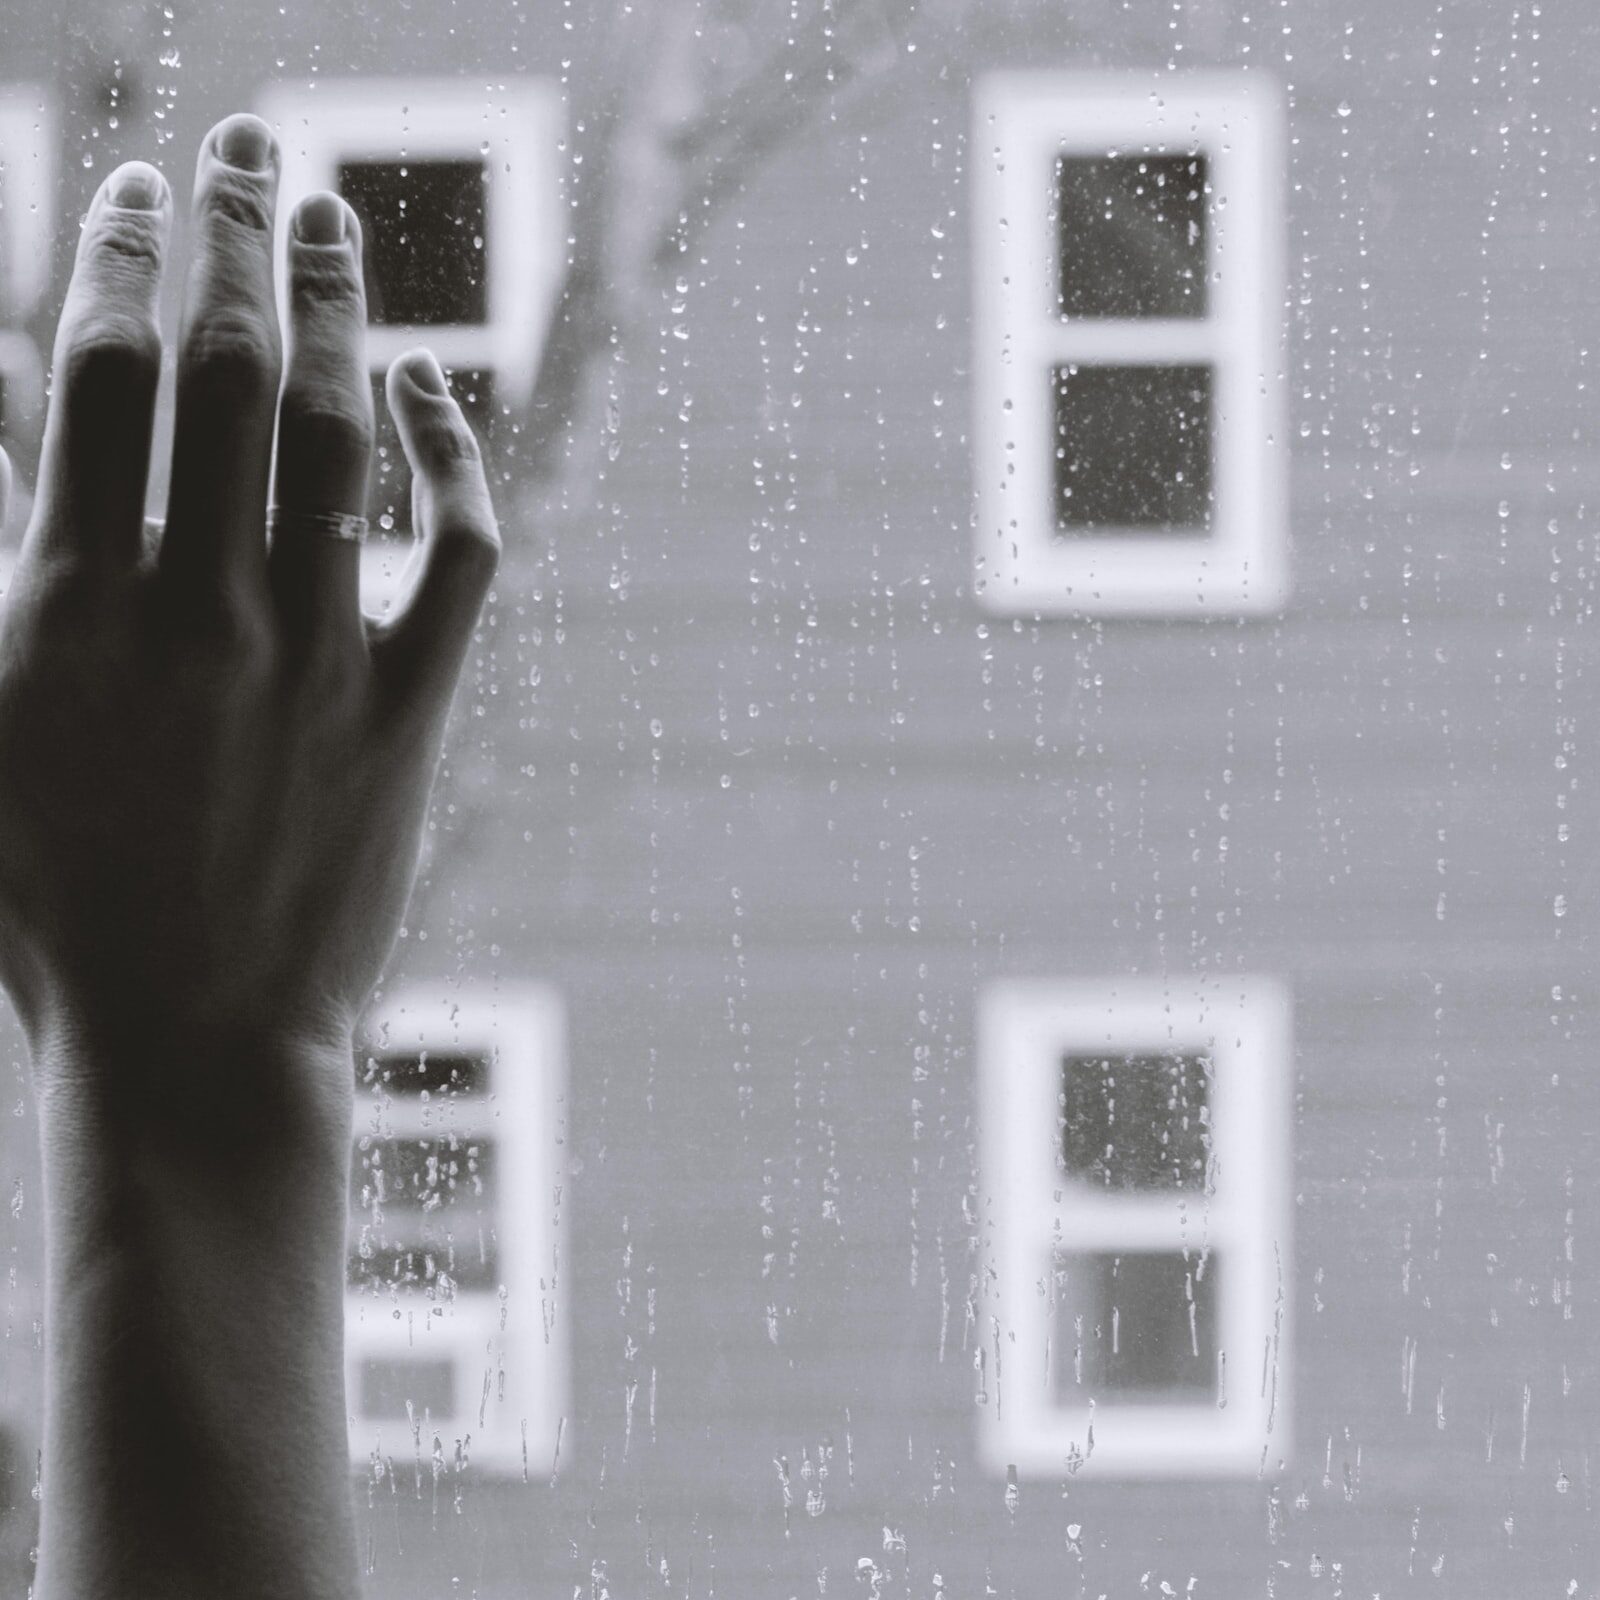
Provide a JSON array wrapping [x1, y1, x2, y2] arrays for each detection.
[[27, 161, 171, 567], [159, 114, 282, 603], [268, 192, 373, 646], [372, 351, 500, 710]]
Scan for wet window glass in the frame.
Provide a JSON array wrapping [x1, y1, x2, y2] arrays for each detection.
[[0, 92, 50, 529], [1052, 363, 1213, 533], [1056, 1251, 1219, 1401], [976, 78, 1281, 610], [1060, 1051, 1211, 1189], [348, 1134, 500, 1295], [358, 1355, 457, 1422], [1056, 154, 1208, 320], [0, 6, 1595, 1598], [356, 1048, 490, 1098], [344, 993, 560, 1474], [338, 159, 489, 326]]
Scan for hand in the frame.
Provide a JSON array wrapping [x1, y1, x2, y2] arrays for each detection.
[[3, 112, 505, 1599], [0, 113, 498, 1102]]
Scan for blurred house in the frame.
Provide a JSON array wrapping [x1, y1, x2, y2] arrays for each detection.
[[0, 2, 1596, 1595]]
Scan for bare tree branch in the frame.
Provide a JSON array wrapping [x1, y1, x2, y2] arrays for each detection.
[[523, 0, 928, 498]]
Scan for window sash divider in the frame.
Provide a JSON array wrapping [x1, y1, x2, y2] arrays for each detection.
[[1032, 321, 1225, 366], [0, 90, 56, 321], [0, 331, 45, 417], [364, 325, 502, 371], [352, 1099, 498, 1140], [1038, 1194, 1236, 1253]]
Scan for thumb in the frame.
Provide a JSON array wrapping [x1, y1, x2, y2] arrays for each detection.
[[372, 350, 501, 709]]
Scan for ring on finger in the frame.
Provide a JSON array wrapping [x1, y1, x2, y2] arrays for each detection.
[[266, 507, 369, 545]]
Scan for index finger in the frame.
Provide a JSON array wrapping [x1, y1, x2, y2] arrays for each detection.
[[25, 162, 172, 569]]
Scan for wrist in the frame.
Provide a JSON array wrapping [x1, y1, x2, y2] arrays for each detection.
[[26, 988, 358, 1072], [36, 1022, 354, 1333], [33, 1019, 360, 1599], [31, 1006, 356, 1172]]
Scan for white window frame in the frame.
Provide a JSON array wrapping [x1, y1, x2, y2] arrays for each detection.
[[0, 86, 55, 597], [256, 78, 565, 614], [0, 87, 56, 329], [972, 72, 1287, 618], [979, 976, 1291, 1478], [258, 76, 563, 403], [347, 984, 567, 1477]]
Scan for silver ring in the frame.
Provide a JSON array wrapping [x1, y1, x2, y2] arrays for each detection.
[[267, 507, 369, 545]]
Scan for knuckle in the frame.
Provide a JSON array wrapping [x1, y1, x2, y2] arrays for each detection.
[[10, 550, 107, 622], [83, 207, 166, 275], [182, 314, 281, 396], [437, 520, 501, 586], [59, 318, 162, 396], [280, 392, 375, 459], [189, 589, 274, 668], [420, 408, 485, 470], [289, 249, 364, 316], [298, 633, 368, 704], [199, 169, 277, 239]]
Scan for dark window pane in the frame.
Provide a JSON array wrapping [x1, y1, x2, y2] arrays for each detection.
[[348, 1237, 499, 1294], [367, 368, 497, 535], [356, 1048, 489, 1097], [1060, 1052, 1211, 1190], [338, 159, 488, 326], [1052, 364, 1212, 533], [350, 1135, 495, 1212], [1056, 153, 1208, 319], [1054, 1252, 1218, 1403], [349, 1134, 499, 1293], [358, 1356, 455, 1420]]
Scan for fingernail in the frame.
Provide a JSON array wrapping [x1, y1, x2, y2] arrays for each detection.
[[215, 114, 274, 172], [294, 192, 347, 245], [109, 162, 165, 211], [402, 350, 448, 396]]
